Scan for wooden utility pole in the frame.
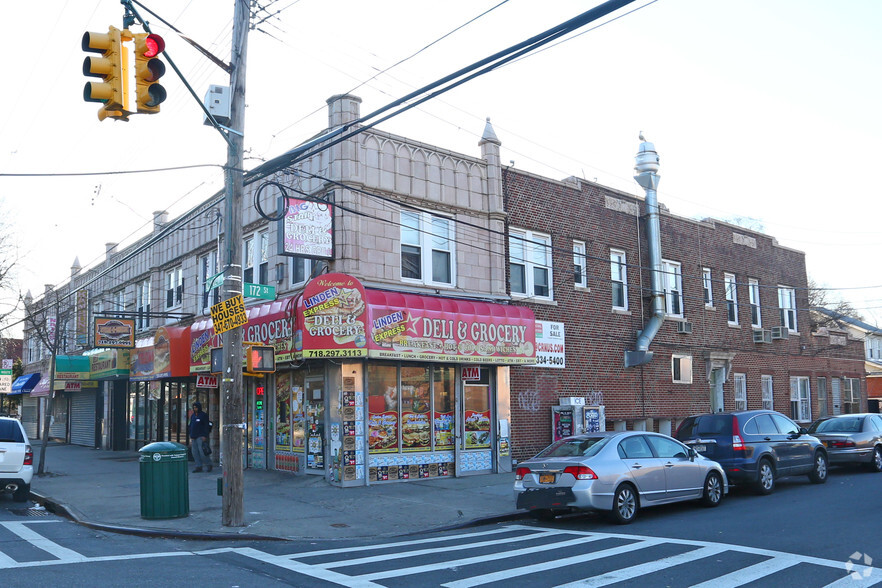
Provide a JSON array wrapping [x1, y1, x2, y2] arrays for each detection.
[[221, 0, 249, 527]]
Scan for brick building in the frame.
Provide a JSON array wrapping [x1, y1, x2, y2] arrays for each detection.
[[499, 152, 866, 461]]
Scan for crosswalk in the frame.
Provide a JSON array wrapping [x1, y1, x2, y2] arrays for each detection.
[[0, 520, 879, 586]]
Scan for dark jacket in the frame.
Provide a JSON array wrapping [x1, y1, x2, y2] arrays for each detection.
[[188, 410, 211, 439]]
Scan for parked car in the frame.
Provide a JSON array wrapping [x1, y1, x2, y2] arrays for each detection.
[[807, 414, 882, 472], [674, 410, 827, 495], [513, 431, 727, 524], [0, 416, 33, 502]]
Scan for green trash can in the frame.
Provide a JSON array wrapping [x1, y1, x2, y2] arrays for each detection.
[[138, 441, 190, 519]]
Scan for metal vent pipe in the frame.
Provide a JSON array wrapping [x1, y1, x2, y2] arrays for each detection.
[[625, 134, 664, 368]]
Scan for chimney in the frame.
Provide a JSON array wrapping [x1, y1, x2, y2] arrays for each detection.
[[326, 94, 362, 129], [153, 210, 169, 232]]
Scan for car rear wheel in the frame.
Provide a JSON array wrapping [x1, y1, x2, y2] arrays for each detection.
[[808, 451, 828, 484], [755, 459, 775, 495], [611, 484, 639, 524], [701, 471, 723, 507], [12, 483, 29, 503], [868, 447, 882, 473]]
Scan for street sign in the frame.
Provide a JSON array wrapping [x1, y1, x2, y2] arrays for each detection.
[[210, 294, 248, 335], [206, 271, 225, 293], [244, 282, 276, 300]]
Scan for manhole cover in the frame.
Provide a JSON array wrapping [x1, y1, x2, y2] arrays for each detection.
[[10, 508, 52, 517]]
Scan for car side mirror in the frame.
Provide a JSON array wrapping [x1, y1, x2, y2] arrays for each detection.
[[799, 427, 808, 436], [688, 447, 697, 461]]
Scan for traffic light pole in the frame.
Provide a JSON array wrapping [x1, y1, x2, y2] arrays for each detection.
[[221, 0, 249, 527]]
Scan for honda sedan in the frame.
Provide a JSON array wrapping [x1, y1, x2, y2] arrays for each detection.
[[514, 431, 727, 524]]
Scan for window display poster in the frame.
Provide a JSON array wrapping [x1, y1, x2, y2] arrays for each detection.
[[291, 385, 305, 450], [368, 411, 398, 453], [464, 409, 491, 449], [434, 411, 454, 449], [276, 372, 291, 451], [401, 410, 431, 451]]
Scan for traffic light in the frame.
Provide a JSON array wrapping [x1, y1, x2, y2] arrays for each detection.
[[246, 345, 275, 374], [82, 26, 130, 121], [133, 33, 166, 114]]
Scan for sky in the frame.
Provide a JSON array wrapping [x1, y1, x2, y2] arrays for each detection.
[[1, 0, 880, 338]]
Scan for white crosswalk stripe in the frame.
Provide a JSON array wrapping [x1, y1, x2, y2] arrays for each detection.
[[0, 520, 879, 587]]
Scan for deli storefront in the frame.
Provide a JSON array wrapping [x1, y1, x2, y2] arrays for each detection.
[[193, 273, 535, 487]]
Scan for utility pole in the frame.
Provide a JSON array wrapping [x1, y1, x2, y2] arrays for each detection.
[[221, 0, 249, 527]]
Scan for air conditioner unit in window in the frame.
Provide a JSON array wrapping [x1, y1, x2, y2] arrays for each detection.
[[676, 321, 693, 334], [753, 328, 772, 344], [770, 326, 788, 340]]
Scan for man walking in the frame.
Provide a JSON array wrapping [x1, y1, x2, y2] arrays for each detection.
[[188, 402, 212, 473]]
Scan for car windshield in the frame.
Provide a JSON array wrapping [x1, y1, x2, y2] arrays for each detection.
[[534, 436, 610, 458], [0, 420, 25, 443], [814, 417, 862, 433]]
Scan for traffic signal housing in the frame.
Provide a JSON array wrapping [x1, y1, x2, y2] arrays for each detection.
[[246, 344, 275, 374], [133, 33, 167, 114], [82, 26, 130, 121]]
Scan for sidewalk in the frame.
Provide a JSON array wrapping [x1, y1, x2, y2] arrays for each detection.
[[27, 444, 525, 541]]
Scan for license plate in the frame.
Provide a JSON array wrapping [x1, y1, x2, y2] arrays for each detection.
[[693, 444, 706, 453], [539, 474, 555, 484]]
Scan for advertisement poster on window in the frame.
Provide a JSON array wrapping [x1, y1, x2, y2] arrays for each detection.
[[276, 372, 291, 451], [434, 411, 454, 449], [291, 385, 305, 450], [368, 411, 399, 453], [464, 409, 491, 449], [401, 411, 431, 451]]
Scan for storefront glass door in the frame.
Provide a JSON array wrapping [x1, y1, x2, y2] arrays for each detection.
[[247, 378, 268, 469], [305, 375, 325, 472]]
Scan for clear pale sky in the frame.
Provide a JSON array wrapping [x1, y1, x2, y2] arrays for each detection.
[[1, 0, 880, 336]]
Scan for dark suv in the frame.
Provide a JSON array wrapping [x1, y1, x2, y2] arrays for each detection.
[[674, 410, 828, 494]]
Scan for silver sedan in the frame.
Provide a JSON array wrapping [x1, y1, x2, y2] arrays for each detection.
[[808, 414, 882, 471], [514, 431, 728, 524]]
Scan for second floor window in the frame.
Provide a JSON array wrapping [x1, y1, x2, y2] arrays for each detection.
[[199, 250, 220, 314], [509, 228, 551, 299], [672, 354, 693, 384], [778, 286, 797, 332], [136, 279, 151, 330], [662, 259, 683, 316], [244, 231, 269, 285], [573, 240, 587, 289], [702, 268, 713, 306], [401, 210, 454, 286], [291, 256, 316, 287], [725, 273, 738, 324], [749, 279, 761, 327], [610, 249, 627, 310], [165, 266, 183, 309]]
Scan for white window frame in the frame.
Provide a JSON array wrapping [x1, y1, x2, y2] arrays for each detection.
[[199, 250, 220, 314], [573, 240, 587, 289], [136, 279, 151, 330], [725, 273, 738, 325], [734, 373, 747, 411], [748, 278, 761, 328], [402, 210, 455, 287], [778, 286, 797, 332], [610, 249, 628, 311], [843, 377, 861, 414], [790, 376, 811, 422], [165, 266, 183, 310], [817, 377, 828, 418], [702, 268, 713, 307], [662, 259, 683, 317], [244, 230, 269, 286], [672, 354, 693, 384], [509, 228, 552, 300], [291, 256, 316, 287], [761, 375, 774, 410]]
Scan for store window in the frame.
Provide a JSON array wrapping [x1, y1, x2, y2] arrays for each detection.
[[464, 377, 491, 450], [367, 363, 458, 454]]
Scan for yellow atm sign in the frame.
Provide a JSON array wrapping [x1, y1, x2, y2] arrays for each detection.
[[211, 294, 248, 335]]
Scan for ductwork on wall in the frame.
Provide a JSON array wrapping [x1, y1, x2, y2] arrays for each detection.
[[625, 134, 664, 368]]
